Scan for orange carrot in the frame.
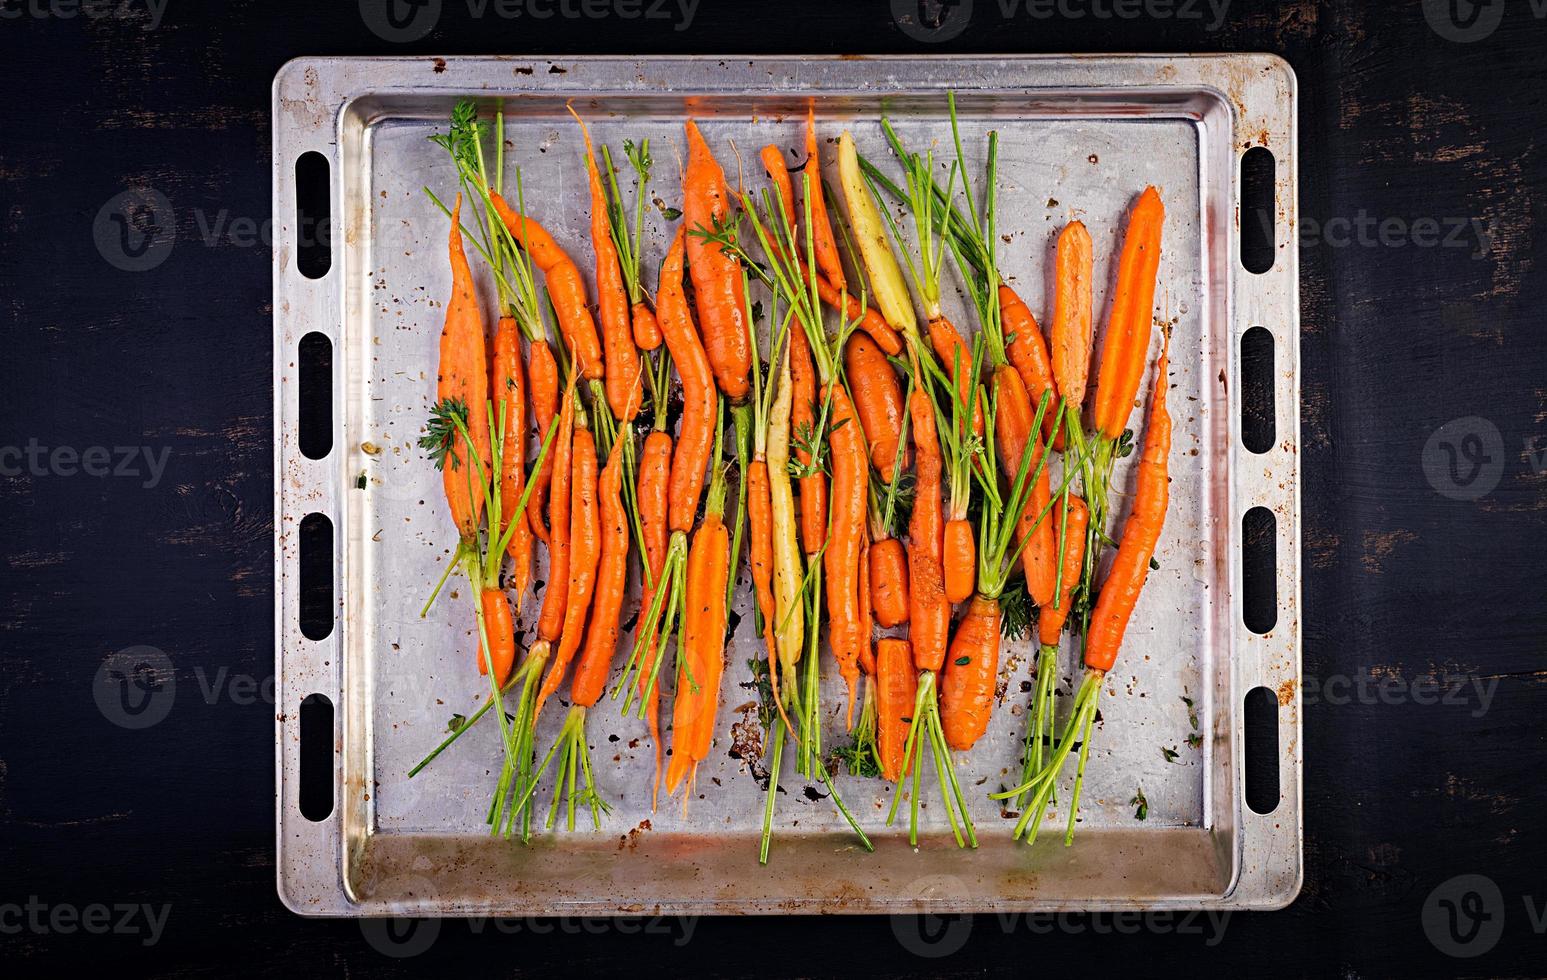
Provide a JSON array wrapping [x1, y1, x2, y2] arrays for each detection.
[[1086, 337, 1171, 672], [635, 426, 672, 801], [576, 121, 643, 422], [632, 302, 661, 352], [824, 383, 869, 725], [942, 518, 975, 604], [1049, 220, 1094, 412], [478, 587, 516, 684], [747, 458, 777, 658], [536, 413, 601, 717], [927, 315, 985, 439], [1037, 495, 1090, 646], [939, 594, 1001, 750], [1001, 284, 1060, 447], [788, 319, 827, 556], [868, 537, 910, 628], [526, 338, 560, 544], [761, 144, 797, 232], [436, 194, 492, 539], [657, 229, 719, 534], [571, 431, 628, 707], [535, 393, 575, 644], [875, 637, 916, 782], [665, 477, 730, 796], [843, 331, 909, 481], [817, 276, 903, 356], [491, 316, 534, 605], [907, 387, 949, 671], [857, 529, 876, 678], [683, 120, 751, 403], [489, 193, 603, 382], [993, 364, 1056, 607], [1093, 187, 1165, 441], [805, 108, 845, 291]]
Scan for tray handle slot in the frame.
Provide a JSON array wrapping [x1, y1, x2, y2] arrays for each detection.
[[294, 151, 333, 280], [1242, 686, 1280, 814], [1240, 326, 1275, 454], [1241, 505, 1277, 635], [298, 512, 335, 640], [298, 331, 334, 460], [298, 692, 336, 821], [1239, 146, 1275, 274]]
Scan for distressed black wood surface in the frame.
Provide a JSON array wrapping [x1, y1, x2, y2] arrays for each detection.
[[2, 2, 1544, 976]]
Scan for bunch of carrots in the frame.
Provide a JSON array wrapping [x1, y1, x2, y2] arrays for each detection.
[[409, 96, 1173, 857]]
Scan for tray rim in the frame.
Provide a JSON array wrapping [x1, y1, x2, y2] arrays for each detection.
[[273, 52, 1302, 917]]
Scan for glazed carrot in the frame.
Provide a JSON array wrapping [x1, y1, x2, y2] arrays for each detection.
[[1050, 220, 1094, 412], [535, 413, 601, 717], [436, 195, 492, 539], [478, 588, 517, 683], [632, 303, 660, 351], [1001, 284, 1059, 447], [907, 386, 949, 671], [665, 467, 731, 797], [816, 276, 903, 356], [875, 638, 917, 782], [942, 518, 975, 603], [939, 594, 1001, 750], [844, 331, 909, 481], [683, 120, 751, 403], [1037, 495, 1090, 646], [788, 319, 827, 555], [657, 229, 719, 534], [573, 112, 643, 422], [491, 316, 534, 606], [489, 192, 603, 382], [805, 108, 845, 291], [868, 537, 910, 628], [572, 431, 628, 707], [636, 424, 672, 802], [526, 338, 560, 544], [825, 383, 870, 726], [535, 393, 575, 644], [1085, 338, 1171, 671], [1093, 187, 1165, 440], [857, 530, 876, 678], [1000, 336, 1171, 847], [761, 144, 796, 232], [747, 457, 777, 658], [766, 344, 804, 683], [927, 316, 985, 439], [994, 363, 1055, 607]]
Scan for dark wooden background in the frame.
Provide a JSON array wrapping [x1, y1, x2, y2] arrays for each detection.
[[2, 1, 1544, 976]]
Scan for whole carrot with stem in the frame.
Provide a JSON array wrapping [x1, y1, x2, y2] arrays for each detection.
[[613, 229, 718, 719], [885, 359, 974, 848], [995, 333, 1171, 845], [570, 106, 642, 423], [1015, 492, 1089, 809], [534, 401, 602, 720], [665, 407, 731, 801], [489, 192, 603, 384], [633, 352, 673, 807], [600, 137, 662, 352], [433, 194, 492, 541], [517, 417, 628, 830]]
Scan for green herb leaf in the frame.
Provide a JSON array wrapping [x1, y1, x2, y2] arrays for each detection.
[[1129, 787, 1149, 820], [954, 655, 971, 667]]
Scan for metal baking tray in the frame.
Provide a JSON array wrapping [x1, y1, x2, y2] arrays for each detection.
[[274, 54, 1301, 916]]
